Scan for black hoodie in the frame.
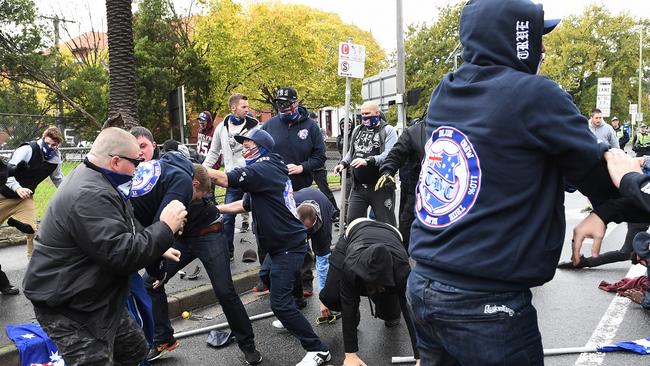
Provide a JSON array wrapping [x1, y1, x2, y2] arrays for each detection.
[[409, 0, 618, 292]]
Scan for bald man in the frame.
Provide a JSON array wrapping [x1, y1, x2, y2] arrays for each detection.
[[334, 101, 397, 225], [23, 127, 187, 366]]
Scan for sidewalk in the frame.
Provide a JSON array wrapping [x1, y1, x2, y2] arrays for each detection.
[[0, 215, 265, 365], [0, 186, 351, 366]]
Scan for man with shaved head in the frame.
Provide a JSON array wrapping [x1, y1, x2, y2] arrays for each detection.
[[334, 101, 397, 225], [23, 127, 187, 365]]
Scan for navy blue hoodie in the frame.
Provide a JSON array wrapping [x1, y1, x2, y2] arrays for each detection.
[[131, 151, 194, 227], [228, 153, 308, 255], [409, 0, 618, 292], [261, 106, 326, 191]]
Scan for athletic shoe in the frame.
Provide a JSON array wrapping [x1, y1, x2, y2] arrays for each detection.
[[251, 281, 269, 294], [303, 289, 314, 297], [240, 221, 249, 233], [295, 351, 331, 366], [243, 348, 263, 365], [271, 320, 285, 329], [147, 339, 179, 362]]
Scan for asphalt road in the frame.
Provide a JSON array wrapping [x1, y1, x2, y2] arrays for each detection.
[[2, 188, 650, 365]]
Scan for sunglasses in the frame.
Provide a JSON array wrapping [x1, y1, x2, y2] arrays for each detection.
[[276, 99, 295, 110], [110, 154, 145, 168]]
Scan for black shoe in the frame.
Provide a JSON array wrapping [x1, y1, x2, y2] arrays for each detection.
[[0, 285, 19, 295], [294, 297, 307, 309], [242, 348, 262, 365], [7, 217, 34, 234], [147, 339, 179, 362], [240, 222, 249, 233], [557, 255, 587, 269], [384, 318, 400, 327]]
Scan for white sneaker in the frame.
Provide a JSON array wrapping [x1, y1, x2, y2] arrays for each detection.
[[271, 320, 285, 329], [295, 351, 331, 366]]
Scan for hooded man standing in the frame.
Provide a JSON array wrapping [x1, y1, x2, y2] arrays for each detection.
[[209, 129, 331, 366], [407, 1, 618, 364]]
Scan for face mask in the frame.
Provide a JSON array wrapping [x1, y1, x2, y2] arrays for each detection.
[[98, 167, 134, 200], [229, 115, 245, 126], [40, 140, 56, 160], [361, 115, 381, 127], [279, 101, 299, 123], [243, 145, 268, 165]]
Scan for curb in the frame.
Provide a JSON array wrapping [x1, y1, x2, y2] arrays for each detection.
[[0, 238, 25, 249], [0, 266, 260, 366]]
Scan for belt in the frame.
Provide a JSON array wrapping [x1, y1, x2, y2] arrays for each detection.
[[192, 222, 224, 237]]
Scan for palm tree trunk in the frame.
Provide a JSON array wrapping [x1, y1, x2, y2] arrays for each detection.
[[105, 0, 139, 129]]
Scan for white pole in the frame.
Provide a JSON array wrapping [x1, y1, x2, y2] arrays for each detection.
[[339, 38, 353, 230], [173, 311, 275, 339], [391, 346, 602, 364], [396, 0, 407, 132]]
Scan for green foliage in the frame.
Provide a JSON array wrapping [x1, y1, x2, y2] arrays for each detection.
[[404, 2, 463, 118], [195, 0, 385, 115], [542, 6, 650, 120]]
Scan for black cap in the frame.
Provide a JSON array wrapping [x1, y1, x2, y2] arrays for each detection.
[[242, 249, 258, 263], [274, 87, 298, 102]]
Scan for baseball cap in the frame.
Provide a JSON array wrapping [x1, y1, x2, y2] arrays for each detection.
[[197, 111, 212, 123], [543, 18, 561, 35], [611, 116, 619, 121], [162, 139, 179, 152], [274, 87, 298, 102], [242, 249, 258, 263], [234, 129, 275, 151]]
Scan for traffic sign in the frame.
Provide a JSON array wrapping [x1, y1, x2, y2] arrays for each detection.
[[630, 104, 638, 115], [338, 42, 366, 79], [596, 77, 612, 117]]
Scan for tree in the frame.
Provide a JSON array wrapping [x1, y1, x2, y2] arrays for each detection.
[[194, 0, 385, 114], [0, 0, 100, 127], [105, 0, 139, 129], [403, 2, 463, 119], [542, 6, 650, 120]]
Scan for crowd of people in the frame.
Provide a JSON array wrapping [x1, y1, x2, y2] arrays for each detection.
[[4, 0, 650, 365]]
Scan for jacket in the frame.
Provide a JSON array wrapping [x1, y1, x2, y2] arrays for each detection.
[[325, 219, 416, 355], [294, 187, 335, 256], [202, 115, 259, 172], [229, 153, 308, 255], [1, 140, 63, 198], [261, 106, 326, 191], [23, 159, 174, 338], [379, 120, 427, 194], [341, 121, 397, 185], [409, 0, 618, 292]]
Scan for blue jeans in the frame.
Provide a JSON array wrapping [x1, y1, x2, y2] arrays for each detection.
[[224, 187, 245, 256], [407, 271, 543, 366], [259, 250, 328, 352], [144, 232, 255, 351]]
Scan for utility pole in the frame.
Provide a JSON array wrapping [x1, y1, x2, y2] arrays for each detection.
[[395, 0, 407, 131], [41, 15, 75, 130]]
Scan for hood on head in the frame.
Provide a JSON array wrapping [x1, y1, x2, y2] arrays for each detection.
[[160, 150, 194, 177], [460, 0, 548, 74]]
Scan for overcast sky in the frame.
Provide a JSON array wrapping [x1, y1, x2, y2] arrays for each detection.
[[33, 0, 650, 51]]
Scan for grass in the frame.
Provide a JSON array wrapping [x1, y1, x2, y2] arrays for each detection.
[[32, 162, 342, 220]]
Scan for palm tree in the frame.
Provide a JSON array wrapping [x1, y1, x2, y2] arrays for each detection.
[[104, 0, 138, 129]]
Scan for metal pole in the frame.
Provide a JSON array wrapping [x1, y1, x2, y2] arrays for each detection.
[[173, 311, 275, 339], [179, 85, 186, 144], [392, 346, 602, 364], [339, 38, 353, 230], [396, 0, 406, 131], [639, 28, 643, 115]]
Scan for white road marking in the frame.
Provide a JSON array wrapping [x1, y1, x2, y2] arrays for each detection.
[[574, 261, 647, 366]]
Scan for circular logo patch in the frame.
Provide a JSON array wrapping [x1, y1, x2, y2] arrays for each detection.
[[298, 129, 309, 140], [131, 160, 162, 198], [416, 126, 481, 228]]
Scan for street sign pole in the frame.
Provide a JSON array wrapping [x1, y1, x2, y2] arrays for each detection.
[[339, 38, 353, 230]]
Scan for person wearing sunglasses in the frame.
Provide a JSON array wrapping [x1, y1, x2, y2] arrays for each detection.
[[23, 127, 187, 366], [333, 101, 397, 226], [0, 126, 64, 259]]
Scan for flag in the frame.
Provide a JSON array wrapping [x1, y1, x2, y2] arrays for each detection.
[[5, 323, 65, 366], [598, 337, 650, 354]]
